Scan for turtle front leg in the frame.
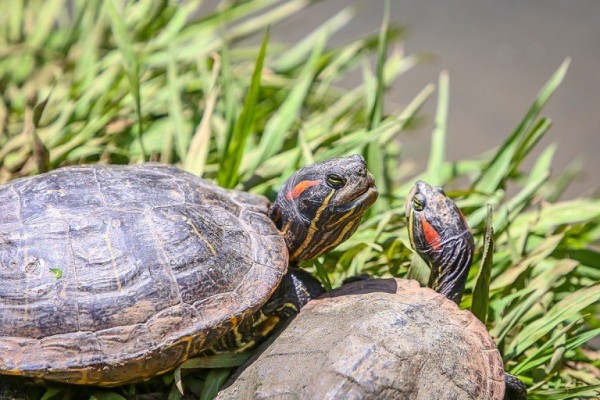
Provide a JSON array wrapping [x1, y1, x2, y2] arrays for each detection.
[[504, 373, 528, 400], [204, 268, 324, 354], [237, 267, 324, 350]]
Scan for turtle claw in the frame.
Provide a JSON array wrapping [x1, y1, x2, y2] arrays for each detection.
[[504, 373, 527, 400]]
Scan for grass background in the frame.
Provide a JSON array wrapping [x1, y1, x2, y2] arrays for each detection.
[[0, 1, 598, 399]]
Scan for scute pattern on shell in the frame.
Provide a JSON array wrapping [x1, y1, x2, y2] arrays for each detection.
[[0, 164, 287, 385], [217, 278, 505, 400]]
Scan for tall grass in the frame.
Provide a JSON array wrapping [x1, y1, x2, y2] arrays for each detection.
[[0, 1, 598, 399]]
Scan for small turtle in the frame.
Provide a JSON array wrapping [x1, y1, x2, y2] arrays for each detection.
[[0, 155, 377, 386], [217, 181, 527, 400]]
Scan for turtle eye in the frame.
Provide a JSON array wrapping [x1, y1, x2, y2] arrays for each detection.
[[413, 194, 426, 211], [326, 174, 345, 189]]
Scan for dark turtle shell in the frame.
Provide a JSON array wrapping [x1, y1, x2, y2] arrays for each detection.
[[0, 164, 287, 386]]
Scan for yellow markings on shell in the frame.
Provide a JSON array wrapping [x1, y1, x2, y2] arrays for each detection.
[[179, 335, 193, 360], [236, 315, 281, 353], [105, 224, 123, 292], [251, 311, 269, 328], [1, 369, 22, 377], [256, 316, 280, 339], [231, 325, 248, 350], [153, 337, 194, 376], [79, 369, 89, 384], [183, 216, 217, 257], [225, 315, 243, 348], [229, 316, 238, 326], [290, 189, 335, 260]]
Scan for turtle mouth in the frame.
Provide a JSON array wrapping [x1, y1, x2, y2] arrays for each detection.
[[334, 184, 378, 214]]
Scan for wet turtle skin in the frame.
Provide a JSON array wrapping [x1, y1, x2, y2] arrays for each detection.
[[0, 156, 377, 386], [218, 180, 526, 400], [216, 278, 505, 400]]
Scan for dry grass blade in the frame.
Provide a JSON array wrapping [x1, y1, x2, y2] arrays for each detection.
[[217, 29, 269, 188], [184, 53, 222, 176]]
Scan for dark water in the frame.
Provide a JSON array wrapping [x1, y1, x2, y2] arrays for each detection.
[[271, 0, 600, 198]]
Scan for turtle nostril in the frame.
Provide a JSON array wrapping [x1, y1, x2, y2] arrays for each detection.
[[366, 172, 375, 187]]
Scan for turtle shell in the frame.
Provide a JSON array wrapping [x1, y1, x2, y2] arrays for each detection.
[[217, 278, 505, 400], [0, 164, 287, 386]]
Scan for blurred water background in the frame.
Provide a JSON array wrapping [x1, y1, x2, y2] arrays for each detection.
[[266, 0, 600, 198]]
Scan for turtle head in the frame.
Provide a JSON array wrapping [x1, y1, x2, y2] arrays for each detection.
[[406, 180, 474, 303], [269, 154, 378, 262]]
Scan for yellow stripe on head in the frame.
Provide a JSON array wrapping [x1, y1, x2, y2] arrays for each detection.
[[290, 189, 335, 260], [316, 217, 360, 256]]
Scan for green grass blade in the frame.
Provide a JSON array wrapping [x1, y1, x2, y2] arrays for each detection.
[[177, 352, 253, 370], [365, 1, 389, 213], [26, 0, 62, 48], [274, 7, 355, 72], [471, 204, 493, 323], [473, 59, 569, 193], [200, 368, 231, 400], [184, 54, 221, 176], [544, 159, 583, 202], [317, 118, 401, 161], [406, 252, 430, 287], [166, 44, 187, 162], [247, 30, 327, 174], [168, 383, 183, 400], [39, 388, 63, 400], [492, 259, 578, 342], [426, 70, 449, 186], [219, 36, 237, 156], [217, 29, 269, 188], [490, 234, 564, 291], [528, 384, 600, 400], [226, 0, 310, 42], [504, 283, 600, 361], [1, 2, 595, 397], [511, 199, 600, 235], [313, 259, 333, 292], [513, 326, 600, 375], [367, 0, 388, 131], [90, 393, 127, 400], [492, 144, 554, 234], [509, 117, 553, 177], [173, 363, 184, 395], [105, 0, 146, 161], [4, 0, 25, 43]]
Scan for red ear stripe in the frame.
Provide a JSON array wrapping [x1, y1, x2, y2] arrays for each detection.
[[419, 214, 442, 251], [286, 179, 323, 200]]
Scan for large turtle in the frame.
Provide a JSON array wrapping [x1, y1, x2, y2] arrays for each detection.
[[217, 181, 527, 400], [0, 155, 377, 386]]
